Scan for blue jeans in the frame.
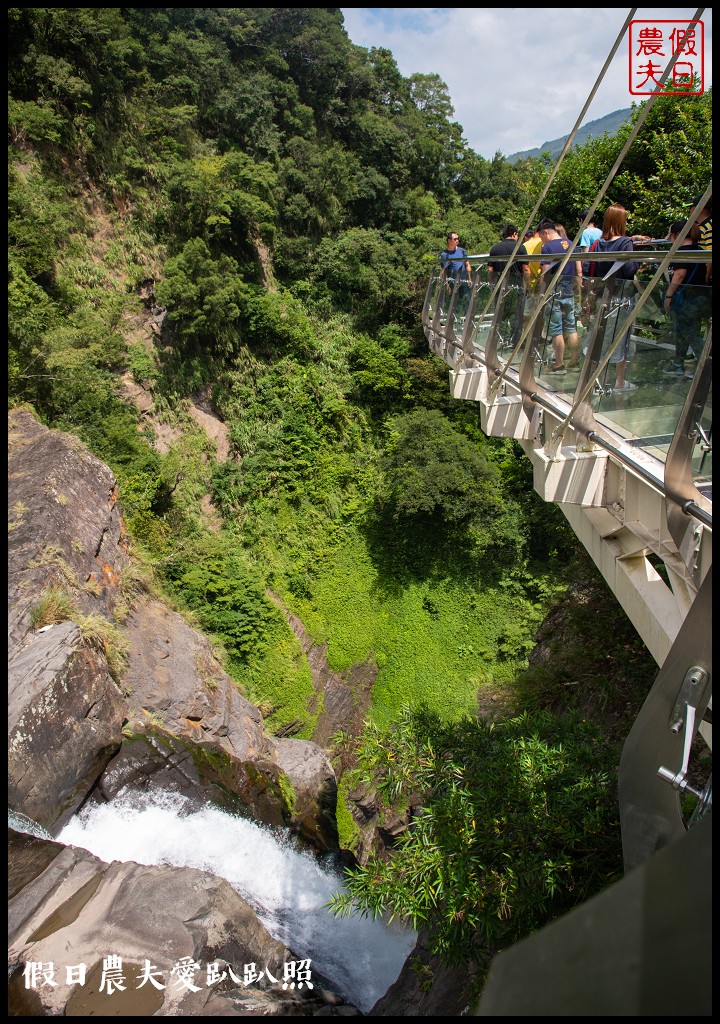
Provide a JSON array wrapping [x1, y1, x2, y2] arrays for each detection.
[[451, 282, 471, 319], [546, 292, 576, 337], [504, 285, 525, 345]]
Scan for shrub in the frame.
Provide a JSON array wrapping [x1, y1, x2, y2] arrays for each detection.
[[329, 706, 622, 967], [29, 587, 130, 680], [156, 237, 251, 357], [29, 586, 76, 629]]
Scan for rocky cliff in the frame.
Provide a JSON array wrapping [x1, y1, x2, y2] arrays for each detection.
[[8, 407, 337, 842], [7, 408, 356, 1015]]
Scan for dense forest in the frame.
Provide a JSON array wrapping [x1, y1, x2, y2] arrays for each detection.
[[7, 6, 711, 991]]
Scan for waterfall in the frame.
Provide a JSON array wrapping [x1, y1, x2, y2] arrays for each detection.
[[57, 790, 416, 1012], [8, 809, 55, 841]]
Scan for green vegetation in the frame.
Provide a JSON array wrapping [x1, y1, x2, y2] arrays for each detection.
[[30, 585, 130, 681], [330, 706, 623, 970], [8, 5, 701, 981], [335, 772, 362, 851], [29, 586, 76, 630]]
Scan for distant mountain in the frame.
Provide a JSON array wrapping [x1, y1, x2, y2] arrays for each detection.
[[507, 107, 633, 163]]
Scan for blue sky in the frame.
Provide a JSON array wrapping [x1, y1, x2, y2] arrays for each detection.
[[340, 8, 713, 158]]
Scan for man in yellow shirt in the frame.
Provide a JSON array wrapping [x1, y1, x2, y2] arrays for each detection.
[[522, 227, 542, 288]]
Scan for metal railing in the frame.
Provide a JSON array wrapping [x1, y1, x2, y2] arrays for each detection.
[[424, 250, 712, 511]]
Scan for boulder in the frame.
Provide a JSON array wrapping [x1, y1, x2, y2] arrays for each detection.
[[8, 829, 346, 1016], [123, 597, 272, 763], [121, 597, 333, 832], [90, 729, 292, 832], [8, 621, 124, 832], [272, 738, 339, 851]]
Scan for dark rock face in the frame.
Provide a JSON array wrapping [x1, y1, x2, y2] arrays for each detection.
[[272, 738, 339, 851], [370, 930, 475, 1017], [8, 827, 65, 900], [88, 729, 295, 836], [8, 408, 129, 651], [8, 621, 125, 832]]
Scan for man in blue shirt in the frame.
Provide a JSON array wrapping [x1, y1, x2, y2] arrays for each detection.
[[440, 231, 472, 322], [578, 209, 602, 251], [538, 218, 583, 374]]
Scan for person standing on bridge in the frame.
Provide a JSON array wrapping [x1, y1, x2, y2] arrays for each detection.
[[583, 204, 639, 392], [488, 225, 530, 346], [689, 192, 712, 285], [578, 209, 602, 251], [662, 220, 707, 379], [522, 226, 543, 285], [522, 226, 543, 318], [488, 224, 530, 281], [537, 218, 582, 375], [440, 231, 472, 325]]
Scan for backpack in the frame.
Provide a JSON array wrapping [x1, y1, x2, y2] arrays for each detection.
[[584, 238, 638, 280]]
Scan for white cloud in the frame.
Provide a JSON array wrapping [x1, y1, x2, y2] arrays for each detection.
[[340, 7, 713, 158]]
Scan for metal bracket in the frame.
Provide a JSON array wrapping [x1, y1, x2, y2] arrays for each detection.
[[658, 666, 710, 798], [691, 524, 704, 573], [692, 421, 711, 451]]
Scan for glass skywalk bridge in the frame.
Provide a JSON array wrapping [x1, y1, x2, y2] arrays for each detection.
[[423, 248, 712, 873], [426, 251, 711, 500]]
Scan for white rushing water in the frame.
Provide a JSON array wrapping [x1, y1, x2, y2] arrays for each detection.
[[9, 809, 55, 841], [58, 790, 416, 1012]]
